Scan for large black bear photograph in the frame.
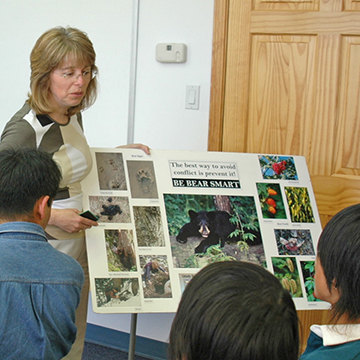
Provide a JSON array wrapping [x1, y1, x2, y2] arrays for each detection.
[[164, 194, 265, 268]]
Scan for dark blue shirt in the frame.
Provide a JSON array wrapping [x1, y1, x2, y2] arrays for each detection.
[[0, 222, 84, 359]]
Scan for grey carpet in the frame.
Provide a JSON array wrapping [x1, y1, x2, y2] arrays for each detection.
[[82, 341, 152, 360]]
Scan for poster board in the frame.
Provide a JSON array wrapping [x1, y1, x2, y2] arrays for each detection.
[[82, 148, 329, 313]]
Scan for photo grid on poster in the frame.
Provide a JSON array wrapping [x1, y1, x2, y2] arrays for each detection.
[[81, 150, 328, 314]]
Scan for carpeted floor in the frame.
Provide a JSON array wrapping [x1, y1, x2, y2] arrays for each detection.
[[82, 341, 152, 360]]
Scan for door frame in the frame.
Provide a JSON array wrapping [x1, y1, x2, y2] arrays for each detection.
[[208, 0, 229, 151]]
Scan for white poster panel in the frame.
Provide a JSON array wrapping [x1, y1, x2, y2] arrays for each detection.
[[82, 148, 329, 313]]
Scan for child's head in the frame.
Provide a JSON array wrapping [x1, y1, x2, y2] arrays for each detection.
[[168, 261, 299, 360], [151, 260, 160, 269], [316, 203, 360, 322]]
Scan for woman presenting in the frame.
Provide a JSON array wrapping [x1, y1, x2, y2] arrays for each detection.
[[0, 26, 149, 360]]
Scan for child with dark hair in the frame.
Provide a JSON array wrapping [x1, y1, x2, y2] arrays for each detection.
[[168, 261, 299, 360], [0, 148, 84, 359], [301, 203, 360, 359]]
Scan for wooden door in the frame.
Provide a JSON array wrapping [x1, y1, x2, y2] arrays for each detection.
[[209, 0, 360, 351]]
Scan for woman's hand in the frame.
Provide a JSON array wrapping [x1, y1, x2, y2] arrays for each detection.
[[117, 143, 151, 155], [48, 208, 98, 233]]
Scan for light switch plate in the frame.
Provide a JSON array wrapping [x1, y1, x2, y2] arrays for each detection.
[[185, 85, 200, 110]]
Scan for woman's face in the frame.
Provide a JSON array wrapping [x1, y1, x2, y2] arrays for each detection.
[[49, 55, 92, 114]]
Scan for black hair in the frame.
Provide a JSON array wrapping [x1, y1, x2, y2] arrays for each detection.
[[317, 203, 360, 322], [168, 261, 299, 360], [0, 148, 61, 218]]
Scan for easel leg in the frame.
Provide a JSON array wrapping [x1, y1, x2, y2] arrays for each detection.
[[128, 313, 138, 360]]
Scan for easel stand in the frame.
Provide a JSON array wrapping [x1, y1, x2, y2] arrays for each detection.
[[128, 313, 138, 360]]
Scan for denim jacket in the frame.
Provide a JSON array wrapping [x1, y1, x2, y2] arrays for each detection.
[[0, 222, 84, 360]]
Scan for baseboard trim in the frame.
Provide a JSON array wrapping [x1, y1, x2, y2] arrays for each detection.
[[85, 323, 168, 360]]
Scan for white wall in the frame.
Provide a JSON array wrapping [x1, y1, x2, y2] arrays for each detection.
[[0, 0, 133, 147], [0, 0, 214, 343], [134, 0, 214, 151]]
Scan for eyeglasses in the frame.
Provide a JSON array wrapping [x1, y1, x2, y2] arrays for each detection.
[[54, 69, 97, 81]]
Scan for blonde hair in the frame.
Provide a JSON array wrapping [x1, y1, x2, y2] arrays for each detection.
[[152, 260, 160, 269], [28, 26, 98, 117]]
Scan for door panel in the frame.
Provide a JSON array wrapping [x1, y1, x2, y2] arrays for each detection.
[[247, 35, 316, 157], [345, 0, 360, 10], [254, 0, 318, 11], [336, 36, 360, 175]]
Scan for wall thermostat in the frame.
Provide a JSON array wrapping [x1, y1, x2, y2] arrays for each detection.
[[156, 43, 187, 63]]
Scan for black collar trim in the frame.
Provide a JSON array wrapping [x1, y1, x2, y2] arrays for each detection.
[[36, 114, 54, 127]]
